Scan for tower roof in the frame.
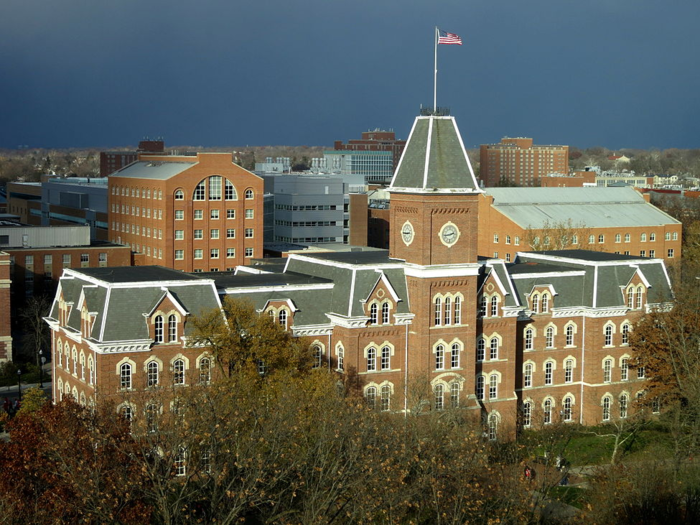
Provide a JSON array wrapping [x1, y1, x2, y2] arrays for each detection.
[[388, 115, 482, 194]]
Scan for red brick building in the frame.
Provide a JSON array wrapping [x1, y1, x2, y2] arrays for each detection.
[[108, 152, 264, 272], [47, 113, 674, 437], [334, 129, 407, 173], [0, 252, 12, 361], [100, 139, 165, 177], [480, 137, 569, 187]]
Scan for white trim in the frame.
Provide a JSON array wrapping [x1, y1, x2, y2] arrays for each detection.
[[223, 282, 334, 294], [510, 270, 586, 280], [325, 313, 369, 329], [422, 117, 433, 189], [404, 263, 480, 278]]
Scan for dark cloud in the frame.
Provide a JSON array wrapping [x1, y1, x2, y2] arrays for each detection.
[[1, 0, 699, 149]]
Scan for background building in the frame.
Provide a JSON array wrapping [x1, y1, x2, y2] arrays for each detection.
[[480, 137, 569, 187], [108, 152, 264, 272], [100, 139, 165, 177]]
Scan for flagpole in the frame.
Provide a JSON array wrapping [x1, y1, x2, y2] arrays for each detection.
[[433, 27, 438, 111]]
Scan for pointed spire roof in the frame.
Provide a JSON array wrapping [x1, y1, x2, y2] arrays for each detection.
[[388, 115, 482, 194]]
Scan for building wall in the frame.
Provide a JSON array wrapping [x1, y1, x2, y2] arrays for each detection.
[[477, 194, 683, 265], [109, 153, 264, 272], [0, 252, 12, 361], [480, 138, 569, 187]]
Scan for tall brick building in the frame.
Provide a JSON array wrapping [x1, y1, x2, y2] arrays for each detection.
[[48, 113, 673, 436], [480, 137, 569, 187], [0, 252, 12, 361], [108, 152, 264, 272]]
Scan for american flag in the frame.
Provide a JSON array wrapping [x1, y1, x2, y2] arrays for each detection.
[[438, 29, 463, 45]]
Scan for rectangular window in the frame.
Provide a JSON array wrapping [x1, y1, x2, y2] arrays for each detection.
[[650, 233, 656, 241], [211, 229, 219, 239], [63, 254, 71, 266], [649, 250, 655, 258], [194, 210, 203, 220], [175, 250, 184, 260], [175, 230, 184, 240], [227, 229, 235, 239], [194, 229, 203, 240], [245, 247, 253, 257], [194, 249, 203, 259], [81, 254, 89, 263], [598, 234, 604, 243], [175, 210, 184, 220], [245, 209, 254, 219], [226, 248, 235, 258], [565, 361, 573, 383], [210, 249, 219, 259], [668, 249, 675, 258], [227, 209, 235, 219], [621, 358, 629, 381], [245, 228, 254, 238], [209, 176, 222, 200], [44, 255, 52, 264], [211, 209, 220, 219], [545, 363, 553, 385]]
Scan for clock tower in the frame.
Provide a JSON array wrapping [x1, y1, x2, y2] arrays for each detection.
[[388, 112, 483, 266]]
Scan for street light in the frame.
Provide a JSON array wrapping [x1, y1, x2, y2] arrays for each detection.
[[17, 369, 22, 402], [39, 350, 45, 388]]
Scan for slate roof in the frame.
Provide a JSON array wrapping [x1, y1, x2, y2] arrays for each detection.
[[49, 267, 220, 343], [388, 115, 482, 193], [486, 187, 680, 228]]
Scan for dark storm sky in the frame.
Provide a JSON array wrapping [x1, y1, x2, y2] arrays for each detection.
[[2, 0, 699, 150]]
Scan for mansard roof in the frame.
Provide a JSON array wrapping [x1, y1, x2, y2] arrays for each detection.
[[48, 267, 220, 342], [388, 115, 482, 193]]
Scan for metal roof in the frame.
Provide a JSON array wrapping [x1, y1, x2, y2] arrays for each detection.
[[486, 187, 680, 228], [110, 160, 195, 180]]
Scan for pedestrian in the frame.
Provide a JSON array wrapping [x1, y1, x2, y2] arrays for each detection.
[[524, 465, 532, 482]]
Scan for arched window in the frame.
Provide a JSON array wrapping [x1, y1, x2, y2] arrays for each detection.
[[444, 297, 452, 325], [147, 361, 159, 387], [313, 346, 323, 369], [545, 326, 554, 348], [146, 404, 159, 433], [604, 324, 613, 346], [209, 176, 222, 200], [524, 328, 534, 350], [381, 302, 390, 324], [453, 296, 462, 324], [245, 188, 254, 199], [524, 363, 533, 388], [488, 413, 498, 441], [476, 376, 485, 400], [450, 382, 460, 408], [531, 294, 539, 313], [57, 341, 63, 368], [336, 345, 344, 371], [479, 296, 487, 317], [380, 385, 391, 412], [434, 384, 444, 410], [621, 323, 630, 345], [173, 359, 185, 385], [435, 345, 445, 370], [602, 396, 611, 421], [120, 363, 132, 390], [620, 393, 628, 419], [476, 338, 485, 361], [627, 287, 635, 309], [168, 315, 178, 342], [636, 285, 644, 309], [563, 396, 573, 421], [80, 353, 85, 381], [175, 446, 187, 477], [541, 293, 549, 313], [522, 401, 532, 427], [381, 346, 391, 370], [490, 296, 499, 317], [451, 342, 460, 368], [174, 189, 184, 200], [154, 315, 164, 343], [367, 347, 376, 371], [545, 361, 553, 385], [603, 358, 613, 383], [489, 374, 498, 400], [490, 338, 499, 360], [88, 356, 94, 385], [565, 324, 575, 346], [370, 303, 378, 324], [365, 387, 377, 409], [621, 357, 629, 381], [565, 359, 574, 383], [193, 181, 206, 201], [199, 357, 211, 384], [434, 297, 442, 326], [544, 399, 553, 424], [225, 179, 237, 200], [72, 348, 78, 375], [279, 309, 287, 329]]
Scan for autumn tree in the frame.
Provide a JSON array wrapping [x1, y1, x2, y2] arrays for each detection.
[[524, 218, 593, 251]]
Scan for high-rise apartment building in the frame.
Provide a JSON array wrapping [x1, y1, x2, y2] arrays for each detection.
[[108, 152, 263, 272], [480, 137, 569, 187]]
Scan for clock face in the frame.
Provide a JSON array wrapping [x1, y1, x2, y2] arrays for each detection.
[[401, 220, 415, 246], [439, 222, 460, 247]]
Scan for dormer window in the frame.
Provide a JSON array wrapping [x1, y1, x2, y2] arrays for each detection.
[[279, 309, 287, 330], [370, 303, 378, 325], [382, 302, 390, 324], [168, 314, 178, 342], [154, 315, 164, 343]]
